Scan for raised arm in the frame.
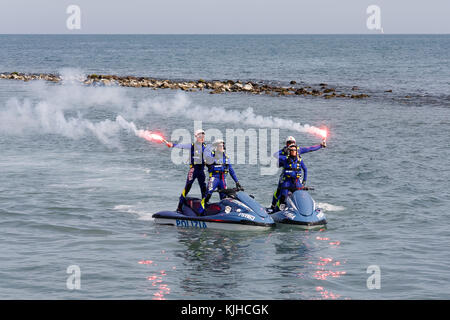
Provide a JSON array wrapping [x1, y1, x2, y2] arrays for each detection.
[[298, 144, 322, 154], [171, 143, 192, 149], [203, 145, 218, 165]]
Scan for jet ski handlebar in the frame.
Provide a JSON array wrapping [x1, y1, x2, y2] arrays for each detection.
[[213, 187, 244, 198]]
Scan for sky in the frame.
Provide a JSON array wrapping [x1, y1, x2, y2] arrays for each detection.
[[0, 0, 449, 34]]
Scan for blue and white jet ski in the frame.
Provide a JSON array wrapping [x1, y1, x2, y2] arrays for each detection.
[[153, 188, 275, 231], [269, 187, 327, 229]]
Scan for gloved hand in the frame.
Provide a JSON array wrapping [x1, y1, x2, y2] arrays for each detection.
[[302, 180, 307, 188], [236, 182, 244, 191], [321, 140, 327, 148]]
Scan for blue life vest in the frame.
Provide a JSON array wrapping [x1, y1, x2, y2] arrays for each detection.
[[282, 155, 303, 179], [208, 151, 230, 176], [190, 143, 206, 167]]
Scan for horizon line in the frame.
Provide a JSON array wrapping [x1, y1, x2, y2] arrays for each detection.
[[0, 33, 449, 36]]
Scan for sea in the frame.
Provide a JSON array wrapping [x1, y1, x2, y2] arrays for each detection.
[[0, 34, 449, 300]]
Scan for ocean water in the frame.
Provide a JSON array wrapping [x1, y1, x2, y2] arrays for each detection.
[[0, 35, 449, 300]]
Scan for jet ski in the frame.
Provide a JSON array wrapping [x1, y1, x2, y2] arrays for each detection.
[[153, 188, 276, 230], [268, 187, 327, 229]]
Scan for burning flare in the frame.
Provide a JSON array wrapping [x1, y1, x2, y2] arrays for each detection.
[[137, 129, 168, 144], [307, 127, 328, 140]]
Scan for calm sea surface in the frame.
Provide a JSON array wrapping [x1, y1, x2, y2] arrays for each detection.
[[0, 35, 449, 299]]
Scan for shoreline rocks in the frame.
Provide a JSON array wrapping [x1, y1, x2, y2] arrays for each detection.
[[0, 72, 371, 99]]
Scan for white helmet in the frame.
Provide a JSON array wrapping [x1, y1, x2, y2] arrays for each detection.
[[194, 129, 205, 137], [213, 139, 225, 146], [286, 136, 296, 145]]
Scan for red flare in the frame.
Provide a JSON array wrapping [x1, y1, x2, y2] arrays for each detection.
[[319, 128, 328, 139], [308, 126, 328, 139], [141, 130, 167, 144]]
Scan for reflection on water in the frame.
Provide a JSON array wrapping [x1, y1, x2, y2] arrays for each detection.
[[271, 228, 347, 299], [174, 229, 256, 298], [141, 226, 347, 300], [138, 252, 173, 300]]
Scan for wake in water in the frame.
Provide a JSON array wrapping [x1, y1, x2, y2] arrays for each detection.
[[317, 203, 346, 212], [113, 204, 155, 221]]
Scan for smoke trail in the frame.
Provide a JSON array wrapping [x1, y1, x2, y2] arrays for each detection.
[[0, 73, 134, 148], [135, 92, 326, 137], [0, 71, 326, 149], [0, 96, 127, 148]]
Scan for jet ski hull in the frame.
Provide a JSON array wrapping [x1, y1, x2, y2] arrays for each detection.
[[269, 190, 327, 229], [270, 210, 327, 229], [153, 211, 274, 230], [152, 190, 276, 230]]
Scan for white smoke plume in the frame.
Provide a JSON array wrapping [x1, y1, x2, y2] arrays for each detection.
[[0, 70, 325, 149], [135, 92, 326, 137]]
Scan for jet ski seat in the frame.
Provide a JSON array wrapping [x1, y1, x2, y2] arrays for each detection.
[[185, 198, 222, 216], [204, 203, 221, 216]]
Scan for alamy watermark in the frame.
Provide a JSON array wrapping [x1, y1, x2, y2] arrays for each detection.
[[66, 5, 81, 30], [366, 265, 381, 289], [366, 5, 384, 33], [170, 121, 282, 176], [66, 265, 81, 290]]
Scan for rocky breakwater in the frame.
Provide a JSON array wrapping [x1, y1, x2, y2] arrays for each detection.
[[0, 72, 371, 99], [0, 72, 61, 82]]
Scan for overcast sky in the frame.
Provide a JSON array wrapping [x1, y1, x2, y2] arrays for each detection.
[[0, 0, 449, 34]]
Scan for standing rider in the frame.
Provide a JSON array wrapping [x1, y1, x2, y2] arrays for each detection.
[[167, 129, 208, 213], [204, 139, 242, 208], [276, 144, 308, 210], [269, 136, 326, 212]]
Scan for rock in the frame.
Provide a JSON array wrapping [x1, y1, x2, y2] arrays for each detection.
[[161, 81, 171, 89], [352, 86, 359, 91], [350, 94, 369, 99], [232, 83, 243, 90], [290, 80, 297, 85], [279, 89, 293, 96], [242, 83, 253, 91], [323, 88, 336, 93], [319, 83, 327, 87], [295, 88, 307, 95], [223, 83, 232, 91], [385, 89, 392, 92], [211, 81, 223, 90]]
